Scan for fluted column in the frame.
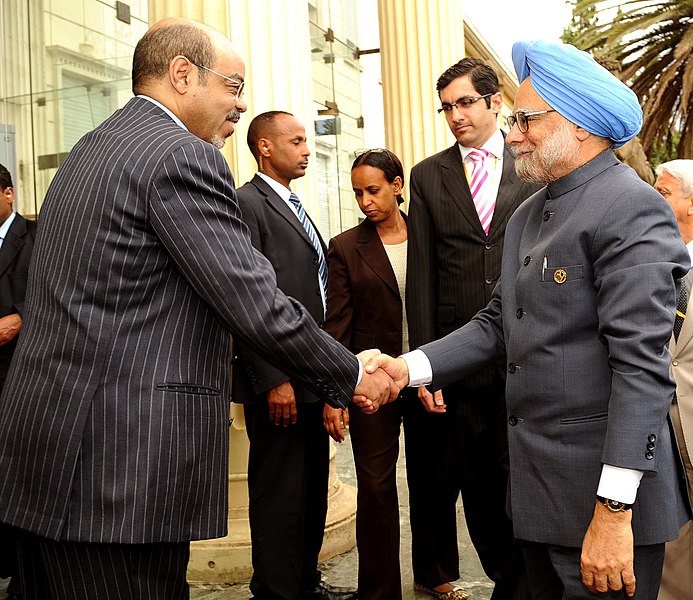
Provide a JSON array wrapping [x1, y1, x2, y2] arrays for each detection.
[[377, 0, 465, 190]]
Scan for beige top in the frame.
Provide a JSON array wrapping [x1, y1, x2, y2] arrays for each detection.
[[383, 239, 409, 353]]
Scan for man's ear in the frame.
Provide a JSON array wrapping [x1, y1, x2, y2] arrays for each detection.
[[169, 56, 194, 95], [575, 126, 591, 142], [3, 187, 13, 205], [490, 91, 503, 115]]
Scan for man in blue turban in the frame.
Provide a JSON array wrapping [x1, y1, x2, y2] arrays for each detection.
[[362, 40, 691, 599]]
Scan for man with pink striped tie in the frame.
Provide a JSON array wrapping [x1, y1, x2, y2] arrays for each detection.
[[406, 57, 541, 600]]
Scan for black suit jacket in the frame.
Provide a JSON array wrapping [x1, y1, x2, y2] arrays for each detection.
[[406, 140, 540, 388], [0, 97, 359, 544], [325, 214, 406, 357], [233, 174, 327, 404], [0, 214, 37, 380]]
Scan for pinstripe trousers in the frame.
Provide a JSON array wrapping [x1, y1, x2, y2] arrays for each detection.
[[14, 530, 190, 599]]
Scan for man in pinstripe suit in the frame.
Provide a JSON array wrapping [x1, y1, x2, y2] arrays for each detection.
[[0, 18, 392, 600], [405, 58, 539, 600]]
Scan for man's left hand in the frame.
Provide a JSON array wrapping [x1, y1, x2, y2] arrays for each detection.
[[580, 501, 636, 597], [0, 313, 22, 346]]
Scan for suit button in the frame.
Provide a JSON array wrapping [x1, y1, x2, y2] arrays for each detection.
[[318, 320, 325, 329], [543, 210, 552, 221], [673, 360, 679, 367], [312, 257, 318, 264], [645, 451, 654, 460], [648, 433, 657, 442], [509, 415, 518, 426], [516, 308, 524, 319], [523, 256, 531, 266], [647, 442, 655, 450], [508, 362, 517, 374], [485, 242, 493, 250], [485, 276, 493, 285]]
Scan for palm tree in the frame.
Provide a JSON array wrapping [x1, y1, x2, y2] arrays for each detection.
[[568, 0, 693, 160]]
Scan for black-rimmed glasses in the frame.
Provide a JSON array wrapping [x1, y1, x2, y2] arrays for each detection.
[[187, 59, 245, 100], [437, 93, 493, 114], [505, 109, 556, 133]]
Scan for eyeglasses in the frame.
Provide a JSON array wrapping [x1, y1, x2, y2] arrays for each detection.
[[187, 59, 245, 100], [437, 93, 493, 114], [505, 109, 556, 133]]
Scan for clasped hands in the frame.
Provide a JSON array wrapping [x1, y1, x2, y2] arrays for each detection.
[[350, 350, 411, 413]]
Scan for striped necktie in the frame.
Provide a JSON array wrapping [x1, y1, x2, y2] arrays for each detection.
[[467, 148, 494, 235], [288, 192, 328, 299], [674, 284, 688, 342]]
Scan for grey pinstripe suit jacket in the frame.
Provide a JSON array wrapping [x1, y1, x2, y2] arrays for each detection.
[[422, 150, 691, 546], [0, 97, 359, 544]]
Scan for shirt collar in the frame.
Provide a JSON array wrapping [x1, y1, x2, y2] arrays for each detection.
[[458, 128, 505, 161], [136, 95, 189, 131], [0, 211, 17, 241], [257, 172, 292, 202]]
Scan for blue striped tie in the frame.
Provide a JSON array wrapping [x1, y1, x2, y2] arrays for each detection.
[[288, 192, 328, 299]]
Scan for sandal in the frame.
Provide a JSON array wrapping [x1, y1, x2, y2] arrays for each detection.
[[413, 581, 470, 600]]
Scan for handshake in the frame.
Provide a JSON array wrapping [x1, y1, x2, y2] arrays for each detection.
[[351, 350, 411, 413]]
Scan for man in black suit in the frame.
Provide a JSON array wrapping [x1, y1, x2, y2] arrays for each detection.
[[405, 58, 539, 600], [0, 20, 392, 600], [234, 111, 357, 600], [0, 163, 36, 599], [0, 164, 36, 394]]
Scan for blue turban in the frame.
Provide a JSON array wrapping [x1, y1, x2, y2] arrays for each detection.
[[511, 40, 642, 148]]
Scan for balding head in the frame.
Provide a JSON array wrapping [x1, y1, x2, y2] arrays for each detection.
[[130, 18, 247, 147], [133, 18, 218, 94], [655, 160, 693, 243]]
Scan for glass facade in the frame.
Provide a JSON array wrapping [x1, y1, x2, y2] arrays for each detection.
[[0, 0, 149, 218], [308, 0, 369, 238], [0, 0, 380, 233]]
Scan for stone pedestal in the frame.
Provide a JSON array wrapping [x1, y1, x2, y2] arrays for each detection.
[[187, 404, 356, 584]]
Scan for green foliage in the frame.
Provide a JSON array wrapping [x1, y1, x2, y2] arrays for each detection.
[[561, 0, 598, 48], [568, 0, 693, 159]]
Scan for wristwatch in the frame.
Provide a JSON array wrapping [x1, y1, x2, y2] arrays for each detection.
[[596, 495, 633, 512]]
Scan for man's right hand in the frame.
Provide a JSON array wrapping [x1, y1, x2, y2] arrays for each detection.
[[267, 381, 297, 427], [364, 353, 410, 389]]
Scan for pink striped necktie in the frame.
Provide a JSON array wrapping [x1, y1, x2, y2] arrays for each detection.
[[468, 148, 494, 234]]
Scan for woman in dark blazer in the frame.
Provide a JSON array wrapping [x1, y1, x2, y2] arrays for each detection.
[[324, 149, 414, 600]]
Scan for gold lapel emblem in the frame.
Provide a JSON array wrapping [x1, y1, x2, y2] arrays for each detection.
[[553, 269, 567, 284]]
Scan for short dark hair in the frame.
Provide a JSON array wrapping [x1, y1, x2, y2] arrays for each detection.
[[0, 163, 12, 190], [132, 23, 216, 94], [436, 58, 499, 108], [246, 111, 293, 161], [352, 149, 405, 202]]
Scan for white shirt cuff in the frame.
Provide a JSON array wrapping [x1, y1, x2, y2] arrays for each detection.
[[596, 464, 644, 504], [402, 349, 433, 387], [356, 360, 363, 385]]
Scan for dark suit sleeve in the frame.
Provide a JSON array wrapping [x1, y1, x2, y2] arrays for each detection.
[[594, 187, 689, 471], [422, 281, 505, 390], [148, 143, 358, 408], [233, 191, 291, 396], [406, 167, 438, 348], [324, 235, 353, 349]]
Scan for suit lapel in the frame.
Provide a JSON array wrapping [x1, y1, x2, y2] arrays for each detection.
[[0, 216, 27, 279], [355, 219, 400, 296], [440, 144, 487, 236], [250, 175, 324, 251]]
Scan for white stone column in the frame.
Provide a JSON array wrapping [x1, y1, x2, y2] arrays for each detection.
[[377, 0, 465, 192]]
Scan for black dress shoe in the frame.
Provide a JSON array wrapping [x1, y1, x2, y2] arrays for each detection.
[[301, 580, 358, 600]]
